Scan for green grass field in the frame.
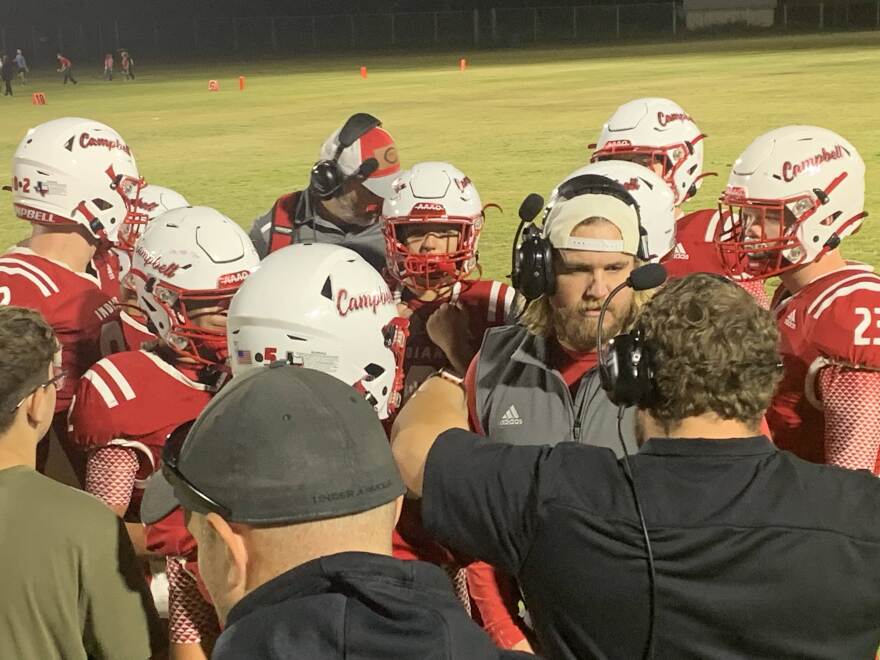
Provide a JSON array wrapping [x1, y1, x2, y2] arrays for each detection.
[[1, 31, 879, 280]]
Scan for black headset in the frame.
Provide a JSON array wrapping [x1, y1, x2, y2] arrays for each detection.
[[308, 113, 382, 200], [511, 174, 650, 302]]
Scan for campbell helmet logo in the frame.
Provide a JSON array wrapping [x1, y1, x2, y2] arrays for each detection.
[[781, 144, 845, 183], [622, 177, 640, 191], [336, 288, 395, 317], [217, 270, 250, 288], [79, 132, 132, 155], [657, 112, 693, 127], [136, 245, 181, 278], [454, 176, 472, 193], [14, 204, 57, 224], [602, 139, 632, 148]]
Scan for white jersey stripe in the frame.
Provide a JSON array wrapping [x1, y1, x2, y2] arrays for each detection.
[[807, 272, 880, 317], [811, 282, 880, 320], [0, 257, 60, 293], [140, 350, 210, 391], [83, 369, 119, 408], [99, 359, 136, 402], [0, 266, 52, 297], [502, 285, 515, 319], [488, 281, 501, 322]]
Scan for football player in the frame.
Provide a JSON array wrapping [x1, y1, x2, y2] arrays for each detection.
[[715, 125, 879, 475], [382, 161, 532, 647], [68, 206, 259, 657], [590, 98, 770, 306], [382, 161, 514, 400], [0, 117, 145, 482]]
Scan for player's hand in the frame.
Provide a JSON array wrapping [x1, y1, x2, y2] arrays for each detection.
[[426, 302, 473, 375], [396, 302, 414, 319]]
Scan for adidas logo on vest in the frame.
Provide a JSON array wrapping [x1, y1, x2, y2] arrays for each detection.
[[499, 405, 524, 426]]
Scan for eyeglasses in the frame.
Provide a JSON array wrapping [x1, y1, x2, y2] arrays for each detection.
[[10, 363, 65, 414], [161, 422, 232, 518]]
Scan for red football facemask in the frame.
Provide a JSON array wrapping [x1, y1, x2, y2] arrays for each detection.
[[591, 135, 707, 201], [384, 216, 480, 292], [151, 283, 236, 368], [715, 172, 861, 280], [109, 167, 149, 251]]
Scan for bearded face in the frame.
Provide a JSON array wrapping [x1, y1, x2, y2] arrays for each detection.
[[549, 221, 637, 353]]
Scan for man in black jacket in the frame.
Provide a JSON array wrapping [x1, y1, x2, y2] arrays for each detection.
[[392, 273, 880, 660], [142, 365, 532, 659]]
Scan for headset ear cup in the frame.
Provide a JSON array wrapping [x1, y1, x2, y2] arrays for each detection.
[[310, 160, 343, 200], [515, 230, 554, 301], [600, 330, 656, 407]]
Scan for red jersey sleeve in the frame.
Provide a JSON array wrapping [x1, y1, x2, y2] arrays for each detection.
[[811, 281, 880, 369], [68, 363, 123, 450], [818, 366, 880, 475], [467, 561, 529, 649]]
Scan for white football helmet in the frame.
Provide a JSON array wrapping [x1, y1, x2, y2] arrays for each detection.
[[715, 125, 866, 280], [227, 243, 409, 420], [130, 206, 259, 367], [118, 184, 189, 253], [553, 161, 676, 262], [591, 98, 706, 205], [382, 161, 487, 290], [11, 117, 144, 245]]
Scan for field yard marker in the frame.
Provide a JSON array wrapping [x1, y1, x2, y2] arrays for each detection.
[[460, 58, 467, 71], [31, 92, 46, 105], [208, 79, 220, 92], [239, 76, 245, 91], [360, 66, 368, 79]]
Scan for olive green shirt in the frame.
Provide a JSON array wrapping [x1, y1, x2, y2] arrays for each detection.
[[0, 466, 160, 660]]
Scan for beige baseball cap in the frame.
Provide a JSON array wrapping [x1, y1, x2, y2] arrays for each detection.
[[543, 194, 641, 255]]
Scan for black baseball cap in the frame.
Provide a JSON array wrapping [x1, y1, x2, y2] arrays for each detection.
[[141, 364, 405, 525]]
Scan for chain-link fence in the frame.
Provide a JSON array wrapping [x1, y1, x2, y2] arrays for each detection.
[[1, 1, 878, 65]]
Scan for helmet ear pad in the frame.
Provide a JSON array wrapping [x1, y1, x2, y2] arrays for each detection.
[[512, 226, 555, 301], [310, 160, 345, 200]]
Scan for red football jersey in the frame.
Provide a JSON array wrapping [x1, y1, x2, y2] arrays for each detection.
[[0, 248, 124, 413], [661, 209, 770, 308], [68, 350, 216, 510], [397, 279, 514, 402], [91, 249, 122, 301], [769, 263, 880, 474], [120, 310, 156, 351]]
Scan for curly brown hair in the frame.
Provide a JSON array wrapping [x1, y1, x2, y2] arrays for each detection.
[[0, 306, 57, 433], [638, 273, 781, 427]]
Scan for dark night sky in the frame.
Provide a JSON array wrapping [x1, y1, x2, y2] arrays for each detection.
[[3, 0, 676, 22]]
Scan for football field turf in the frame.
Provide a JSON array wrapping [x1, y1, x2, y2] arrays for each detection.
[[1, 30, 878, 280]]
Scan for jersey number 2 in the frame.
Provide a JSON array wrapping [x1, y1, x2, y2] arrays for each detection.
[[854, 307, 880, 346]]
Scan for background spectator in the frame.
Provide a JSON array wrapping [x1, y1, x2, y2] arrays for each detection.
[[1, 56, 14, 96], [57, 52, 77, 84], [103, 52, 113, 80], [13, 48, 28, 84], [0, 306, 163, 660]]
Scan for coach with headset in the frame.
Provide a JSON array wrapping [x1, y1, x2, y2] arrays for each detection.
[[392, 269, 880, 659], [464, 174, 661, 455], [248, 113, 401, 270]]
